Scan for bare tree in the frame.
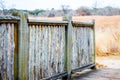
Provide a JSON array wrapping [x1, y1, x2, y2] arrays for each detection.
[[61, 5, 69, 15], [0, 0, 6, 15], [48, 8, 55, 17], [92, 0, 98, 10], [77, 7, 91, 16]]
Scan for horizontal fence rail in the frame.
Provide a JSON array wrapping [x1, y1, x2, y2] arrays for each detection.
[[0, 14, 95, 80]]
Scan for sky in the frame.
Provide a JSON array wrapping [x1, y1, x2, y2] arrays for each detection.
[[3, 0, 120, 10]]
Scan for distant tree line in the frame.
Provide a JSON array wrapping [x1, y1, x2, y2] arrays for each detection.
[[76, 6, 120, 16], [0, 6, 120, 16]]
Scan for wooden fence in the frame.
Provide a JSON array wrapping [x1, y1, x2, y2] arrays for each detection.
[[0, 18, 19, 80], [71, 22, 95, 71], [28, 21, 68, 80], [0, 14, 95, 80]]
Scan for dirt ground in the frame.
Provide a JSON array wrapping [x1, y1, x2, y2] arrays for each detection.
[[71, 50, 120, 80], [72, 56, 120, 80], [96, 56, 120, 69], [72, 68, 120, 80]]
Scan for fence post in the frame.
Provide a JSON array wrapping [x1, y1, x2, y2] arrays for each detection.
[[90, 20, 96, 69], [18, 12, 29, 80], [62, 16, 72, 80], [67, 16, 72, 80]]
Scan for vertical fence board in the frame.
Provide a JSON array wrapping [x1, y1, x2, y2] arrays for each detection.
[[14, 23, 18, 80], [37, 25, 41, 80], [90, 27, 94, 63], [62, 26, 65, 73], [48, 26, 52, 77], [56, 26, 58, 74], [71, 27, 76, 69], [48, 26, 50, 77], [77, 27, 80, 67], [0, 24, 7, 80], [39, 25, 43, 79], [44, 26, 48, 77]]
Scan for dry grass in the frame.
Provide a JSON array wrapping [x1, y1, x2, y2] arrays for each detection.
[[96, 62, 107, 69]]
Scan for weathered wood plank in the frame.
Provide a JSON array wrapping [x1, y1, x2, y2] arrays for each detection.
[[37, 25, 40, 79], [0, 23, 7, 80], [8, 23, 14, 80], [44, 26, 48, 77], [39, 25, 43, 79], [28, 25, 31, 80], [77, 27, 80, 67], [29, 25, 35, 80], [86, 27, 90, 64], [67, 19, 72, 79], [71, 27, 77, 70], [18, 13, 29, 80], [90, 27, 94, 63], [0, 23, 15, 80], [48, 26, 52, 77], [53, 26, 56, 75], [48, 25, 51, 77], [61, 26, 65, 73], [14, 23, 18, 80], [35, 25, 39, 80]]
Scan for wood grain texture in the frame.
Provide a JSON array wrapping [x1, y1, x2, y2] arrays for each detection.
[[0, 23, 15, 80], [18, 13, 29, 80], [0, 18, 95, 80], [71, 25, 94, 70], [28, 24, 66, 79]]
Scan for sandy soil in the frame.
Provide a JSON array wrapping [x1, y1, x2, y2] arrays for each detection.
[[96, 56, 120, 69]]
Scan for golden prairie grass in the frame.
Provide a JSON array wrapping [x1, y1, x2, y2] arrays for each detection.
[[96, 27, 120, 56]]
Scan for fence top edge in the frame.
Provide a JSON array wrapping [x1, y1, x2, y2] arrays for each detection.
[[72, 21, 94, 27], [0, 16, 20, 23], [28, 19, 68, 24], [0, 19, 20, 23], [0, 15, 20, 20], [72, 21, 94, 25]]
